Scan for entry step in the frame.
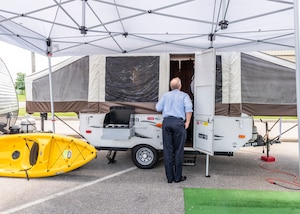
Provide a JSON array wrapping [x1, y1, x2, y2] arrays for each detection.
[[183, 154, 197, 166]]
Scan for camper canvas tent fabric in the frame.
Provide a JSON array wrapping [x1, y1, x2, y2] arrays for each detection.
[[25, 52, 297, 116], [216, 52, 297, 116], [25, 54, 165, 114]]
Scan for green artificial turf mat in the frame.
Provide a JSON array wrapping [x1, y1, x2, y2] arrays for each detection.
[[184, 188, 300, 214]]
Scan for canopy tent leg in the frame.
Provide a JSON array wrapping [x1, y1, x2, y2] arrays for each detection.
[[48, 56, 55, 133], [46, 38, 56, 133], [294, 0, 300, 176]]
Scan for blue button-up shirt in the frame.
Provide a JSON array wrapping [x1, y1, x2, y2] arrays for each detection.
[[155, 89, 193, 120]]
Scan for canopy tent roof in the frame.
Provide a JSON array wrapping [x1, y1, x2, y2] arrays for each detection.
[[0, 0, 295, 57]]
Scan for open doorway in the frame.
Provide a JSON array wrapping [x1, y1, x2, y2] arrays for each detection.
[[170, 54, 195, 147]]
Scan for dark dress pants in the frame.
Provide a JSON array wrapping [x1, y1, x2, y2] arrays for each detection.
[[162, 117, 186, 182]]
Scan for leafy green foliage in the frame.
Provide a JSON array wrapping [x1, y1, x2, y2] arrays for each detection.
[[15, 72, 26, 94]]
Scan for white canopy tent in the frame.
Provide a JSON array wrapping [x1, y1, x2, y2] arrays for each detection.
[[0, 0, 300, 172], [0, 0, 295, 55]]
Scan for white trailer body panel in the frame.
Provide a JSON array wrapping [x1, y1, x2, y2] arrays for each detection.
[[79, 113, 163, 150], [213, 115, 253, 152], [79, 113, 253, 153]]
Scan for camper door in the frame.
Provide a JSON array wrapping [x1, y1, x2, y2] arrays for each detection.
[[193, 49, 216, 155]]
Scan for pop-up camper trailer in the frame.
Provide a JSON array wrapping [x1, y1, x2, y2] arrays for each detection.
[[25, 51, 296, 116], [25, 50, 295, 175], [0, 59, 18, 134]]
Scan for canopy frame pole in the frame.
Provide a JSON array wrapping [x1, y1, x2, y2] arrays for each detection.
[[294, 0, 300, 176], [48, 56, 55, 133], [80, 0, 87, 34], [46, 38, 55, 133], [82, 0, 86, 27]]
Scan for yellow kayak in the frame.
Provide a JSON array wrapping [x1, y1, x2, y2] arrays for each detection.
[[0, 133, 97, 178]]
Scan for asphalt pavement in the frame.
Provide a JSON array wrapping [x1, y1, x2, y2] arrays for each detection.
[[0, 116, 299, 213]]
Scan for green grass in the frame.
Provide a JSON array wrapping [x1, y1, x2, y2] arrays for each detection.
[[17, 94, 26, 102], [18, 107, 26, 116], [184, 188, 300, 214], [253, 116, 297, 120], [17, 94, 77, 117]]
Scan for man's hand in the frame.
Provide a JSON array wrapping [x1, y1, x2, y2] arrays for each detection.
[[185, 112, 192, 129], [185, 121, 190, 129]]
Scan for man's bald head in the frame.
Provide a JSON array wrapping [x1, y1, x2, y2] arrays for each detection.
[[170, 77, 182, 90]]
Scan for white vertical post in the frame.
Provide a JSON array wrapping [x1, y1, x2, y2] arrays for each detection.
[[294, 0, 300, 175], [48, 56, 55, 133], [31, 52, 36, 73], [82, 0, 86, 27], [205, 154, 210, 177]]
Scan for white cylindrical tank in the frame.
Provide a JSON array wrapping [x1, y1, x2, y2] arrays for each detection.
[[20, 117, 36, 133]]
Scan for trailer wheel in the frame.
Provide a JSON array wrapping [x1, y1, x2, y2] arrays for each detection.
[[131, 145, 159, 169]]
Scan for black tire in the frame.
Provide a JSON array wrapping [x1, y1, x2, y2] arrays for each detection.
[[131, 145, 159, 169]]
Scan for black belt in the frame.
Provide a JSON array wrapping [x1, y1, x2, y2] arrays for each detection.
[[165, 116, 184, 121]]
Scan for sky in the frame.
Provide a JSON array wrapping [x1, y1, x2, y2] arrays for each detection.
[[0, 41, 69, 82]]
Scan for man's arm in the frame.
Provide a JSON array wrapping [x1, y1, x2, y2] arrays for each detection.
[[155, 98, 163, 112], [185, 112, 192, 129]]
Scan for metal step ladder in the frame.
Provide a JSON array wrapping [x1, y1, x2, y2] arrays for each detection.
[[183, 154, 197, 166]]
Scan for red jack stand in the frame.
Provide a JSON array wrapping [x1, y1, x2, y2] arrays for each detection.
[[261, 155, 276, 162], [260, 120, 276, 163]]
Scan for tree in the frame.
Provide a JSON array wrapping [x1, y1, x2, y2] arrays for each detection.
[[15, 72, 26, 94]]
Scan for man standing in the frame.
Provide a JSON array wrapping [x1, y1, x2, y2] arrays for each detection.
[[156, 77, 193, 183]]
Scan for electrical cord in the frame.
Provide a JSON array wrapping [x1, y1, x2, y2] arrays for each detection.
[[260, 162, 300, 190]]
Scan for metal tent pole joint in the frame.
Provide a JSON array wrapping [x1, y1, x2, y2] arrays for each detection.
[[46, 38, 52, 56]]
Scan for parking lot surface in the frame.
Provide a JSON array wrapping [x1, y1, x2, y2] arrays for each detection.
[[1, 117, 299, 213], [1, 141, 299, 213]]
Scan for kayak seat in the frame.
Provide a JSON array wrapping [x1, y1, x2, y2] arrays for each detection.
[[29, 142, 39, 166], [103, 106, 135, 128]]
